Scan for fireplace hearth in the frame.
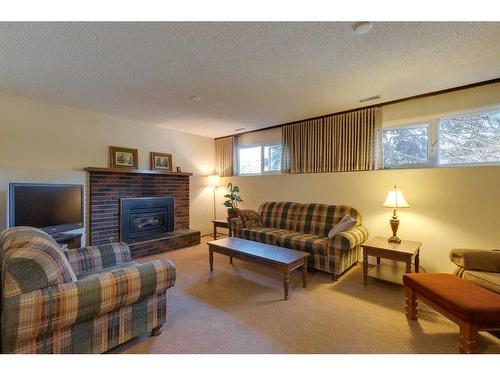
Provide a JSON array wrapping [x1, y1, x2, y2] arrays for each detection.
[[120, 197, 174, 243]]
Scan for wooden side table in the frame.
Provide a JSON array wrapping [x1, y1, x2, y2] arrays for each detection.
[[361, 236, 422, 286], [212, 219, 232, 239]]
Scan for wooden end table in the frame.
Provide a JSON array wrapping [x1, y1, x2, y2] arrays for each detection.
[[361, 236, 422, 286], [212, 219, 232, 239], [207, 237, 309, 300]]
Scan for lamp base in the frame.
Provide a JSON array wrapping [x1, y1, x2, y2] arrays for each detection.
[[387, 235, 401, 244], [388, 215, 401, 244]]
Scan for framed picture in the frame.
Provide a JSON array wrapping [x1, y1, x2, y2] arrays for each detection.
[[109, 146, 138, 169], [150, 152, 173, 171]]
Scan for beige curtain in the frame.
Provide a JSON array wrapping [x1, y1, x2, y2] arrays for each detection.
[[215, 136, 235, 177], [282, 107, 382, 173]]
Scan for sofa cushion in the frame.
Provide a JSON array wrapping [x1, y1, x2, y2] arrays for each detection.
[[403, 273, 500, 326], [0, 226, 77, 296], [238, 227, 329, 256], [275, 232, 330, 257], [294, 203, 361, 237], [328, 215, 357, 239], [463, 270, 500, 294], [258, 202, 302, 230], [238, 227, 294, 244]]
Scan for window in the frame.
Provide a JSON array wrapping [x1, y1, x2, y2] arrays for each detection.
[[263, 145, 281, 172], [383, 125, 429, 168], [238, 144, 281, 175], [238, 146, 261, 175], [383, 105, 500, 169], [438, 109, 500, 165]]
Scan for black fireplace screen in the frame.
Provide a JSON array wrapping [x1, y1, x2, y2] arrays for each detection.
[[120, 197, 174, 243]]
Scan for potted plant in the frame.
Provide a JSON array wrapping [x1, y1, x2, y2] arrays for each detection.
[[223, 182, 243, 219]]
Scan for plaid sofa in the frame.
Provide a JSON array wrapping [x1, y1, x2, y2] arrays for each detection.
[[0, 226, 176, 354], [229, 202, 368, 280]]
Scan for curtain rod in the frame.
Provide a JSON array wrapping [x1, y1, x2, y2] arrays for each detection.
[[214, 77, 500, 140]]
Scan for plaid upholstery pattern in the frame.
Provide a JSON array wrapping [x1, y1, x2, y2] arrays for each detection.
[[63, 242, 132, 276], [1, 226, 176, 354], [258, 202, 302, 230], [235, 202, 368, 278], [294, 203, 361, 237], [0, 227, 77, 296], [332, 226, 369, 251], [7, 293, 167, 354]]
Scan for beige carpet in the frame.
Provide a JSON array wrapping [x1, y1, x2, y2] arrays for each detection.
[[112, 237, 500, 354]]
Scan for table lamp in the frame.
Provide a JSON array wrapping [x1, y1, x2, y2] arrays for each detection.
[[382, 185, 410, 244], [207, 175, 221, 220]]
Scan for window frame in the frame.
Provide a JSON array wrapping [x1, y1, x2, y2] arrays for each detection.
[[237, 143, 282, 176], [382, 104, 500, 170], [382, 122, 433, 169], [436, 105, 500, 168]]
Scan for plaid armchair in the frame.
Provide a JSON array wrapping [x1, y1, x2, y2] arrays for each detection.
[[0, 226, 176, 354], [230, 202, 368, 280]]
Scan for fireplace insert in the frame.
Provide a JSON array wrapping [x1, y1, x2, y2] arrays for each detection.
[[120, 197, 174, 243]]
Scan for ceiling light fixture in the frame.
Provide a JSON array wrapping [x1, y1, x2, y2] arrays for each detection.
[[359, 95, 381, 103], [352, 22, 373, 35], [189, 95, 201, 102]]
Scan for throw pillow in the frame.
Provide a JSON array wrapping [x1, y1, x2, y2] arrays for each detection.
[[328, 216, 357, 239]]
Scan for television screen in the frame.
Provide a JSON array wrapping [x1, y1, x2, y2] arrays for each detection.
[[9, 183, 83, 234]]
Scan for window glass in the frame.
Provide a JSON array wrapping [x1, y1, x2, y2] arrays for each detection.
[[438, 110, 500, 165], [383, 126, 429, 168], [263, 145, 282, 172], [238, 146, 261, 175]]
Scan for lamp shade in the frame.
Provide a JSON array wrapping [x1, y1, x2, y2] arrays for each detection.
[[207, 175, 220, 187], [382, 186, 410, 208]]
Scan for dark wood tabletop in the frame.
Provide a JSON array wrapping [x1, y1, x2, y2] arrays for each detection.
[[207, 237, 309, 300], [208, 237, 309, 265]]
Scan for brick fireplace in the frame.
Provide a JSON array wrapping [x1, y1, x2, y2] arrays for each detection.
[[86, 167, 200, 258]]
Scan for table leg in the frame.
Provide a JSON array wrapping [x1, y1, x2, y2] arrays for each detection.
[[213, 223, 217, 239], [283, 269, 290, 300], [415, 251, 420, 273], [209, 249, 214, 272], [405, 259, 412, 274], [230, 256, 233, 265], [363, 249, 368, 286], [302, 258, 308, 288]]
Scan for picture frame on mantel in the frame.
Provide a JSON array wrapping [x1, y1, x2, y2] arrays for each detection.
[[109, 146, 139, 169], [150, 152, 173, 172]]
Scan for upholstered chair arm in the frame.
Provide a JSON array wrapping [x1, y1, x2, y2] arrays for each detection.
[[449, 248, 500, 273], [330, 225, 369, 251], [1, 259, 176, 349], [64, 242, 132, 275], [229, 218, 244, 233], [229, 209, 262, 236]]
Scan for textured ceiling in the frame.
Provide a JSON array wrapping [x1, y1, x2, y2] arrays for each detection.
[[0, 22, 499, 138]]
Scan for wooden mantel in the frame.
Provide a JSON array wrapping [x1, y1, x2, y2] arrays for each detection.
[[84, 167, 193, 176]]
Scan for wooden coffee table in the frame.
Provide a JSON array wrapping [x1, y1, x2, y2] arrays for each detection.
[[207, 237, 309, 300]]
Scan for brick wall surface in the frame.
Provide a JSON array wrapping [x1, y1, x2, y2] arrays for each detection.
[[88, 171, 190, 245]]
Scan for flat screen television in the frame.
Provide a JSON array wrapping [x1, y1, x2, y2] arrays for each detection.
[[9, 183, 84, 234]]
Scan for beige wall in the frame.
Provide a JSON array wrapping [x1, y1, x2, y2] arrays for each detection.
[[0, 91, 216, 242], [216, 82, 500, 273]]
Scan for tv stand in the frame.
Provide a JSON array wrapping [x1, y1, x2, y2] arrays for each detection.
[[52, 232, 82, 250]]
